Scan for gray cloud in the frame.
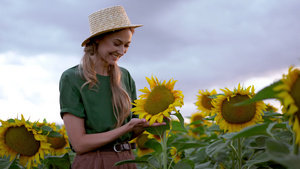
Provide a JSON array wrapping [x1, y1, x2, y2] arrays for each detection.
[[0, 0, 299, 119]]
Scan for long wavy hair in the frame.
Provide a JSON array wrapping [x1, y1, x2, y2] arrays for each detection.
[[79, 29, 134, 128]]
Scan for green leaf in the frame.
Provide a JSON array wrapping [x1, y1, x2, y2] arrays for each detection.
[[48, 130, 62, 137], [222, 132, 238, 140], [263, 111, 283, 117], [114, 159, 148, 166], [39, 125, 54, 135], [43, 153, 71, 169], [167, 134, 176, 145], [203, 114, 216, 121], [41, 125, 53, 132], [172, 121, 187, 132], [242, 152, 271, 169], [145, 118, 170, 135], [188, 120, 203, 126], [274, 130, 293, 142], [144, 139, 162, 153], [222, 122, 287, 140], [135, 154, 152, 161], [190, 148, 208, 164], [191, 126, 205, 134], [7, 119, 15, 123], [235, 80, 283, 106], [208, 94, 222, 99], [0, 156, 15, 169], [174, 161, 193, 169], [262, 117, 274, 123], [174, 142, 205, 152], [205, 140, 230, 157], [195, 161, 212, 169], [206, 124, 222, 132], [255, 136, 268, 148], [173, 111, 188, 132], [266, 139, 300, 169], [43, 118, 48, 124], [180, 159, 195, 169], [9, 163, 24, 169], [266, 139, 290, 156], [148, 155, 160, 168]]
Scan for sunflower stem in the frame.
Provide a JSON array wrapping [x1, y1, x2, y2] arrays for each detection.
[[238, 138, 242, 169], [162, 130, 168, 169], [231, 150, 235, 169], [42, 162, 48, 169], [229, 140, 239, 168], [168, 156, 175, 169], [229, 140, 239, 159]]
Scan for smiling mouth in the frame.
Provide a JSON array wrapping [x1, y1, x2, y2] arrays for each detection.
[[112, 54, 121, 59]]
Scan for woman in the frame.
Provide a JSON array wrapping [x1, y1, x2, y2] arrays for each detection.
[[59, 6, 165, 169]]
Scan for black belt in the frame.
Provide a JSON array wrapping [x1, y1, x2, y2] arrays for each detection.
[[96, 142, 136, 152]]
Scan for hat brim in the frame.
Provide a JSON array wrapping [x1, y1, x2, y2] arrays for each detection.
[[81, 24, 143, 47]]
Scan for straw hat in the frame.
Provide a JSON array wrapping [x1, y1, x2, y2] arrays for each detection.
[[81, 6, 143, 47]]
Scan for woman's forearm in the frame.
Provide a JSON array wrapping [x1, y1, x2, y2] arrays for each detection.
[[63, 113, 134, 154], [73, 125, 133, 154], [63, 114, 164, 154]]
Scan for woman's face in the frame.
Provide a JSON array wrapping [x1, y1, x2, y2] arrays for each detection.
[[96, 28, 133, 65]]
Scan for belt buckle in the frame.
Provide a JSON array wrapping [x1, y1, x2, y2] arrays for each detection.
[[113, 143, 122, 152], [123, 143, 130, 150]]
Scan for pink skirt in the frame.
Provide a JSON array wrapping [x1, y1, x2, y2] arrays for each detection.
[[71, 150, 137, 169]]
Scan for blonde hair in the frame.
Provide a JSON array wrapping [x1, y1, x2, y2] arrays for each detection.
[[79, 29, 133, 128]]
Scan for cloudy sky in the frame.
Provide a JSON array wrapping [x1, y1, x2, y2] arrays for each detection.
[[0, 0, 299, 125]]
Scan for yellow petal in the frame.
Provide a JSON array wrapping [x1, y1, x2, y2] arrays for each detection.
[[157, 115, 164, 123]]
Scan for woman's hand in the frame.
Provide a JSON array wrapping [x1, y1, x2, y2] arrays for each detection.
[[128, 118, 166, 128], [128, 118, 166, 139]]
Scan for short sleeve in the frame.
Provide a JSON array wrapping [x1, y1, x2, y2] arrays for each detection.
[[59, 71, 85, 119]]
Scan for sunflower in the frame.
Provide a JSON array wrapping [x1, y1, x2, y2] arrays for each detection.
[[195, 89, 217, 116], [146, 131, 161, 142], [190, 112, 212, 128], [188, 112, 212, 139], [0, 115, 51, 169], [212, 84, 266, 133], [274, 66, 300, 144], [131, 133, 154, 157], [47, 125, 70, 156], [264, 103, 281, 123], [169, 147, 183, 164], [36, 121, 70, 156], [132, 76, 184, 125], [36, 121, 57, 131]]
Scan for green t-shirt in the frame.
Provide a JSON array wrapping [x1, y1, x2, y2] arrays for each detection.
[[59, 65, 137, 143]]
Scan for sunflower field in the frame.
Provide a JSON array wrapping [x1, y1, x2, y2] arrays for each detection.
[[0, 66, 299, 169]]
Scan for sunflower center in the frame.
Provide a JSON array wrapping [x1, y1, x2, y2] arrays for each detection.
[[5, 126, 40, 156], [47, 136, 67, 149], [144, 86, 175, 115], [291, 77, 300, 120], [193, 115, 204, 127], [201, 95, 214, 110], [136, 134, 149, 150], [221, 95, 256, 124]]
